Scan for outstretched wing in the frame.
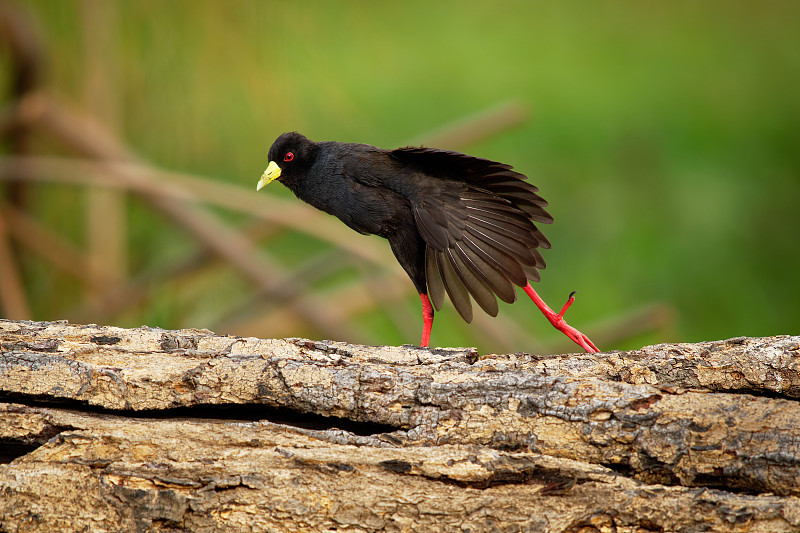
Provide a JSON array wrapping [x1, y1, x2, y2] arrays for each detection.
[[390, 147, 553, 323]]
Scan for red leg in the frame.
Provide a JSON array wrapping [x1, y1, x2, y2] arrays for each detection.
[[523, 283, 599, 353], [419, 293, 434, 347]]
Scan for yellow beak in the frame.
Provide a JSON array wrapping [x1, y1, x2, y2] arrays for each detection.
[[257, 161, 281, 191]]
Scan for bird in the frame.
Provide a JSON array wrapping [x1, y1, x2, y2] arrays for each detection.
[[257, 132, 599, 353]]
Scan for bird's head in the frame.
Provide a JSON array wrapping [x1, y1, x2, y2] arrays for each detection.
[[257, 131, 317, 191]]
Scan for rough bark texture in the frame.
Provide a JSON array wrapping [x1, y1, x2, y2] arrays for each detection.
[[1, 319, 799, 532]]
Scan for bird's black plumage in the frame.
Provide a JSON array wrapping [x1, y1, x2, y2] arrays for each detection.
[[258, 132, 599, 352], [262, 131, 553, 325]]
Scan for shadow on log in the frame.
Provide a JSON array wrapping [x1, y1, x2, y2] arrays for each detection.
[[2, 319, 800, 531]]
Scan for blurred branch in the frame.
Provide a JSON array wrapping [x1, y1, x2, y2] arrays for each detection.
[[0, 0, 44, 95], [0, 151, 409, 340], [0, 94, 362, 338], [0, 0, 43, 209], [71, 220, 285, 324], [0, 90, 48, 139], [0, 205, 31, 319], [0, 151, 403, 271], [80, 0, 127, 294], [405, 100, 529, 151], [0, 1, 44, 321], [1, 202, 108, 288], [214, 249, 349, 332]]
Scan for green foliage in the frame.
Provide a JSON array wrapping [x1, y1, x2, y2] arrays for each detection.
[[10, 0, 800, 351]]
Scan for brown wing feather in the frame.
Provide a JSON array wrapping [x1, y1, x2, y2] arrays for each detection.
[[390, 146, 552, 320], [448, 248, 499, 317], [436, 250, 473, 322], [425, 248, 446, 310], [454, 240, 517, 304]]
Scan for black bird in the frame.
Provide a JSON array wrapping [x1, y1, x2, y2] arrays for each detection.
[[257, 132, 599, 353]]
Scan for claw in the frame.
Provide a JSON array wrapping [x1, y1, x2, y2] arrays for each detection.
[[558, 291, 579, 318], [523, 283, 600, 353]]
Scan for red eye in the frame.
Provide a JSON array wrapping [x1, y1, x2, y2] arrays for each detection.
[[283, 152, 294, 162]]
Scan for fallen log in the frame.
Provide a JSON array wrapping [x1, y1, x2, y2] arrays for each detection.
[[2, 319, 799, 532]]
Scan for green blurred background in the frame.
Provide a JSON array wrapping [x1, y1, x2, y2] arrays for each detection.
[[2, 1, 798, 353]]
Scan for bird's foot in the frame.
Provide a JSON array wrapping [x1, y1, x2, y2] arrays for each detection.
[[523, 284, 600, 353], [545, 312, 600, 353]]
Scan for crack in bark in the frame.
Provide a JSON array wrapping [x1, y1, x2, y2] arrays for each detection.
[[0, 392, 398, 436], [0, 440, 41, 463]]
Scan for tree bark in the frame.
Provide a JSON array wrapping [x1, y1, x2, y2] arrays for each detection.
[[2, 319, 799, 532]]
